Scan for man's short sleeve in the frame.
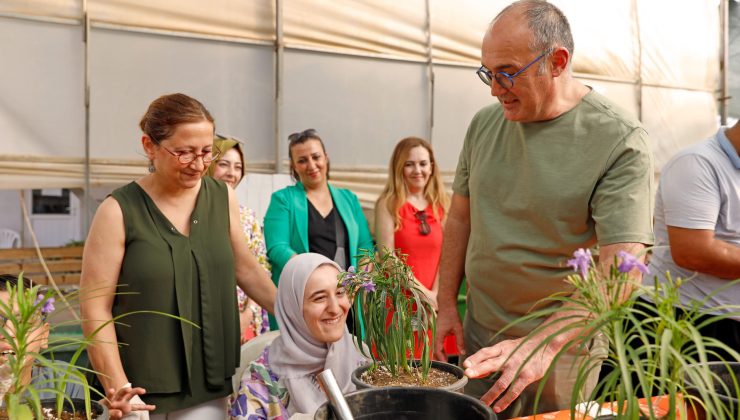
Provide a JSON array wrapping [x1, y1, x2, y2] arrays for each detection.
[[660, 153, 720, 230], [452, 121, 473, 197], [591, 128, 655, 245]]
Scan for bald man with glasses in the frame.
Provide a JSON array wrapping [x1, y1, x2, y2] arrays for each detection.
[[434, 1, 654, 417]]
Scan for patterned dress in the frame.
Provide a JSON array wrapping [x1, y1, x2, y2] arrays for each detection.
[[237, 206, 272, 340], [229, 347, 290, 420]]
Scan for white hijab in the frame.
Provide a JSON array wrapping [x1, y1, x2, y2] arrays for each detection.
[[268, 253, 366, 415]]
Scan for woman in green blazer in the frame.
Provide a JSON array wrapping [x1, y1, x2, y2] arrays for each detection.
[[264, 129, 374, 330]]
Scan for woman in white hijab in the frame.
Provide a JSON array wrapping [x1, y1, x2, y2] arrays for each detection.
[[229, 253, 366, 419]]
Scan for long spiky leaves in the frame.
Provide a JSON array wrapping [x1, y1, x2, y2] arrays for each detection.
[[337, 248, 436, 381], [507, 250, 740, 420]]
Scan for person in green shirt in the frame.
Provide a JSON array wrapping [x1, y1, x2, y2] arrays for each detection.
[[433, 1, 654, 417], [263, 129, 374, 333], [80, 93, 277, 418]]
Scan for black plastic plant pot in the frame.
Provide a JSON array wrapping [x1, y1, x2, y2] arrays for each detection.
[[314, 386, 495, 420], [39, 398, 108, 419], [684, 361, 740, 416], [351, 360, 468, 393]]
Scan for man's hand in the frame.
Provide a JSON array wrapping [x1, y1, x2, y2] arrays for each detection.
[[104, 386, 156, 419], [433, 305, 465, 361], [463, 336, 555, 413]]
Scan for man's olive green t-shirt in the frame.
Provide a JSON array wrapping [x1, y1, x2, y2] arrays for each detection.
[[453, 90, 654, 336]]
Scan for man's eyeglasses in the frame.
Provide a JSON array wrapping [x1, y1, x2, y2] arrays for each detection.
[[160, 144, 221, 165], [476, 51, 549, 90], [288, 128, 319, 144], [415, 210, 431, 236]]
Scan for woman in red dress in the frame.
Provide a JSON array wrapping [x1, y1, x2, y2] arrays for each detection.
[[374, 136, 457, 358]]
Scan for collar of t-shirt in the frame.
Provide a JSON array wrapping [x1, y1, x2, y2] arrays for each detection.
[[718, 127, 740, 169]]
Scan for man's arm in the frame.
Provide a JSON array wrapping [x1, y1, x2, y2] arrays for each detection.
[[463, 242, 646, 413], [433, 193, 470, 360], [667, 227, 740, 279], [659, 151, 739, 279]]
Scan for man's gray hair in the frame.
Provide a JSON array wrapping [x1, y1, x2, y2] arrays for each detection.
[[493, 0, 574, 73]]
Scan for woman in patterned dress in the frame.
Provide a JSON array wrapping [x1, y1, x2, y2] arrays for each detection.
[[229, 253, 366, 419], [208, 135, 271, 343]]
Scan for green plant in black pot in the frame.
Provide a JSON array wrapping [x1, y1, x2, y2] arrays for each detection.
[[337, 248, 465, 390], [0, 273, 196, 419], [0, 274, 104, 419]]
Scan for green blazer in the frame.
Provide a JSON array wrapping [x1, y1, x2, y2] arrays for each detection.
[[264, 182, 374, 287]]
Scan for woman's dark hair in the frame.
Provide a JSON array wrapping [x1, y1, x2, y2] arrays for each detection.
[[287, 128, 330, 182], [139, 93, 215, 143], [0, 273, 33, 291]]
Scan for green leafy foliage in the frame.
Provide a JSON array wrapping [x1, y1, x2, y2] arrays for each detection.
[[506, 250, 740, 419], [0, 274, 93, 419], [338, 248, 436, 380], [0, 273, 198, 419]]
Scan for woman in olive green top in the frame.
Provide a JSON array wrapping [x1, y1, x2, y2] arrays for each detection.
[[80, 93, 276, 418]]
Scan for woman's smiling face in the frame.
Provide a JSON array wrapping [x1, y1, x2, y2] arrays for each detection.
[[302, 264, 349, 343], [211, 148, 244, 188]]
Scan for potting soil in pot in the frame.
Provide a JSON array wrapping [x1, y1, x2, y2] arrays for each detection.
[[0, 399, 106, 420], [361, 366, 457, 387], [0, 407, 101, 420]]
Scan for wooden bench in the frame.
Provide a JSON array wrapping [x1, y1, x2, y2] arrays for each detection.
[[0, 246, 83, 286]]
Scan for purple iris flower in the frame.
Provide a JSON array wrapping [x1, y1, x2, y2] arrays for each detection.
[[617, 251, 649, 274], [35, 294, 55, 315], [567, 248, 592, 280], [361, 281, 376, 292]]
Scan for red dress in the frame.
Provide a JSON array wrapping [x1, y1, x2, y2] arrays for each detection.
[[394, 201, 458, 356]]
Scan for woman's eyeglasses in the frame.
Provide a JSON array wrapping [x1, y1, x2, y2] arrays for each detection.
[[149, 132, 221, 164], [415, 210, 431, 236], [160, 144, 221, 164]]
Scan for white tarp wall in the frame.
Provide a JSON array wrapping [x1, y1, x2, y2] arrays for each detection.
[[0, 0, 722, 212]]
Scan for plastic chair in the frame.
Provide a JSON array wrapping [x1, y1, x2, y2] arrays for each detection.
[[0, 228, 20, 248], [231, 330, 280, 392]]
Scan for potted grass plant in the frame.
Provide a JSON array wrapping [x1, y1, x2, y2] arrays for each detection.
[[506, 248, 740, 419], [338, 248, 465, 390], [314, 249, 494, 420], [0, 273, 198, 420], [0, 274, 107, 420]]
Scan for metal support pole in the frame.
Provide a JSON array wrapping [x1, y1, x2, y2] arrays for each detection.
[[274, 0, 285, 173], [720, 0, 729, 125], [83, 0, 92, 236], [424, 0, 434, 142], [632, 0, 643, 122]]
